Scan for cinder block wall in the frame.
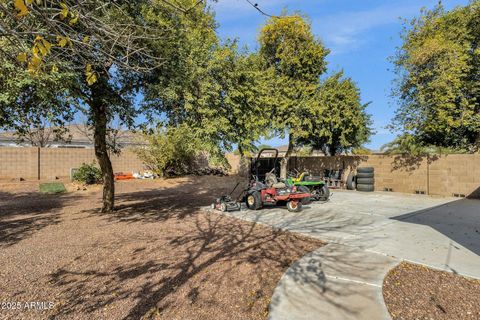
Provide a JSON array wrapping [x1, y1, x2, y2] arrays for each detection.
[[288, 154, 480, 198], [0, 147, 38, 179], [39, 148, 97, 179], [0, 147, 147, 180], [0, 147, 243, 180]]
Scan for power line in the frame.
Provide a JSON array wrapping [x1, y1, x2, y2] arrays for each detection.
[[244, 0, 278, 18]]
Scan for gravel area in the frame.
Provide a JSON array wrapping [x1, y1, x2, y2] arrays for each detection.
[[0, 176, 323, 320], [383, 261, 480, 320]]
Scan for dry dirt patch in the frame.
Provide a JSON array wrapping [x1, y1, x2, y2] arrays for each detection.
[[0, 176, 323, 320], [383, 262, 480, 320]]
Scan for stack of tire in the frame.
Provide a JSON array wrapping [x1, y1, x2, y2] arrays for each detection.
[[356, 167, 374, 192]]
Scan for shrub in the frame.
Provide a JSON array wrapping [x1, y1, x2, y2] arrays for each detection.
[[72, 162, 102, 184], [135, 125, 228, 177]]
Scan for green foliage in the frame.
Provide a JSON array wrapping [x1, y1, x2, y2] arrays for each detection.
[[259, 15, 329, 82], [351, 147, 372, 155], [391, 1, 480, 152], [297, 71, 373, 155], [258, 14, 330, 146], [135, 125, 227, 177], [1, 0, 221, 211], [256, 144, 273, 151], [381, 134, 468, 156], [144, 29, 271, 157], [72, 162, 102, 184], [0, 41, 76, 137], [39, 182, 66, 194], [294, 145, 313, 156]]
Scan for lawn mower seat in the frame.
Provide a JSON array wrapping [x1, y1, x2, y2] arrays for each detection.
[[265, 172, 286, 189], [304, 174, 323, 182]]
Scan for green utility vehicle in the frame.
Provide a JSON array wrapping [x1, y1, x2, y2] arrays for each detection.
[[286, 169, 330, 202]]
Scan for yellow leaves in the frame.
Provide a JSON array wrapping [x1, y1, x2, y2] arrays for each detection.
[[33, 35, 51, 56], [16, 52, 28, 63], [85, 64, 98, 86], [14, 0, 29, 17], [82, 36, 90, 44], [59, 2, 68, 19], [27, 54, 42, 74], [21, 35, 51, 74], [86, 73, 97, 85], [57, 35, 71, 48], [15, 41, 45, 74], [69, 13, 78, 26], [58, 3, 79, 25]]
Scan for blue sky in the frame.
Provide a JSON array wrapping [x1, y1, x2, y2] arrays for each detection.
[[212, 0, 469, 150]]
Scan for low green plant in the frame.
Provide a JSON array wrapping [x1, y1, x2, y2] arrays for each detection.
[[381, 134, 469, 156], [72, 162, 102, 184], [39, 182, 66, 194]]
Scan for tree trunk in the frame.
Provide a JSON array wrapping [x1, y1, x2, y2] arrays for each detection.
[[329, 136, 340, 156], [475, 132, 480, 153], [280, 134, 294, 179], [328, 144, 336, 156], [91, 88, 115, 213]]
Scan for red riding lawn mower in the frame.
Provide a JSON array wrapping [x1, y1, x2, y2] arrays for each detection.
[[211, 148, 311, 212]]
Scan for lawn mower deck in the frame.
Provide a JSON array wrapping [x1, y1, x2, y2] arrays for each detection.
[[212, 148, 313, 213]]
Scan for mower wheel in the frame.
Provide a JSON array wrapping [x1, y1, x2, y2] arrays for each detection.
[[287, 201, 303, 212], [246, 192, 262, 210], [297, 186, 311, 204], [220, 202, 228, 212], [316, 185, 330, 201]]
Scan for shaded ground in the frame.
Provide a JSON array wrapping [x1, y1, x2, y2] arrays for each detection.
[[0, 176, 323, 320], [383, 262, 480, 320]]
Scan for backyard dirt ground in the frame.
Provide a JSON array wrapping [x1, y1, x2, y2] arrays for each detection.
[[0, 176, 323, 320], [383, 262, 480, 320]]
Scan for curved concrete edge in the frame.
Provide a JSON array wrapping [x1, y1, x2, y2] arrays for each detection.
[[269, 243, 399, 320]]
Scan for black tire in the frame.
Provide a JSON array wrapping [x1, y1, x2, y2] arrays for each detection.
[[357, 184, 374, 192], [346, 173, 356, 190], [246, 192, 262, 210], [220, 202, 228, 212], [297, 186, 311, 204], [286, 201, 303, 212], [356, 172, 374, 179], [356, 178, 374, 185], [357, 167, 374, 174], [316, 185, 330, 201]]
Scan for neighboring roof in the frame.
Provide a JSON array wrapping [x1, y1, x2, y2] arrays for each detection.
[[0, 124, 139, 146], [276, 145, 290, 152]]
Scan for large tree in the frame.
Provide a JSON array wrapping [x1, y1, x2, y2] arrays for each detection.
[[0, 0, 212, 212], [143, 17, 271, 160], [391, 1, 480, 152], [297, 71, 372, 156], [258, 14, 329, 177]]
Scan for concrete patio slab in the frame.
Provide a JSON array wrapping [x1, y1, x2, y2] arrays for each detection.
[[269, 246, 395, 320], [218, 190, 480, 320]]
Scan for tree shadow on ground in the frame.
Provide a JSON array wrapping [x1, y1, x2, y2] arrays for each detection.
[[227, 208, 391, 319], [0, 190, 81, 247], [48, 208, 322, 319], [391, 198, 480, 258], [79, 176, 249, 224]]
